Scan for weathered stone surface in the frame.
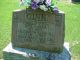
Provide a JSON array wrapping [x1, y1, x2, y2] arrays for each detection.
[[3, 42, 71, 60], [11, 9, 65, 52]]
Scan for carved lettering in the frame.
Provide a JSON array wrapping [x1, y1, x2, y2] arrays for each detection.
[[16, 13, 55, 44]]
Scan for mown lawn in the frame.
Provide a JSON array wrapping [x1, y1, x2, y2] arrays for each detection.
[[0, 0, 19, 58], [0, 0, 80, 60], [57, 2, 80, 60]]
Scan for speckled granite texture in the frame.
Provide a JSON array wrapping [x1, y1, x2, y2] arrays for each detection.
[[12, 9, 65, 52], [3, 42, 71, 60]]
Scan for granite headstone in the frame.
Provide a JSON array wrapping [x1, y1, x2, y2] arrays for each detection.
[[11, 8, 65, 53]]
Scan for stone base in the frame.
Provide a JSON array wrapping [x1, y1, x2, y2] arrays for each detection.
[[3, 42, 71, 60]]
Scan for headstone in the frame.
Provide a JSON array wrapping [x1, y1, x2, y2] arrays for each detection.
[[11, 8, 65, 53], [2, 8, 71, 60]]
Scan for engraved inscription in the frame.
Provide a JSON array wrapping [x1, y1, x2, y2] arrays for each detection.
[[16, 13, 55, 45]]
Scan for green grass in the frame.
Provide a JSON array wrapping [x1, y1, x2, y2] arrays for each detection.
[[57, 2, 80, 60], [0, 0, 19, 58], [0, 0, 80, 60]]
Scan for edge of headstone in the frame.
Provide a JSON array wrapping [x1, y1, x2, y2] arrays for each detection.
[[3, 42, 71, 60], [13, 9, 65, 14], [3, 42, 70, 54]]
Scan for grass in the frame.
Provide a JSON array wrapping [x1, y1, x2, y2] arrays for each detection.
[[57, 2, 80, 60], [0, 0, 19, 58], [0, 0, 80, 60]]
